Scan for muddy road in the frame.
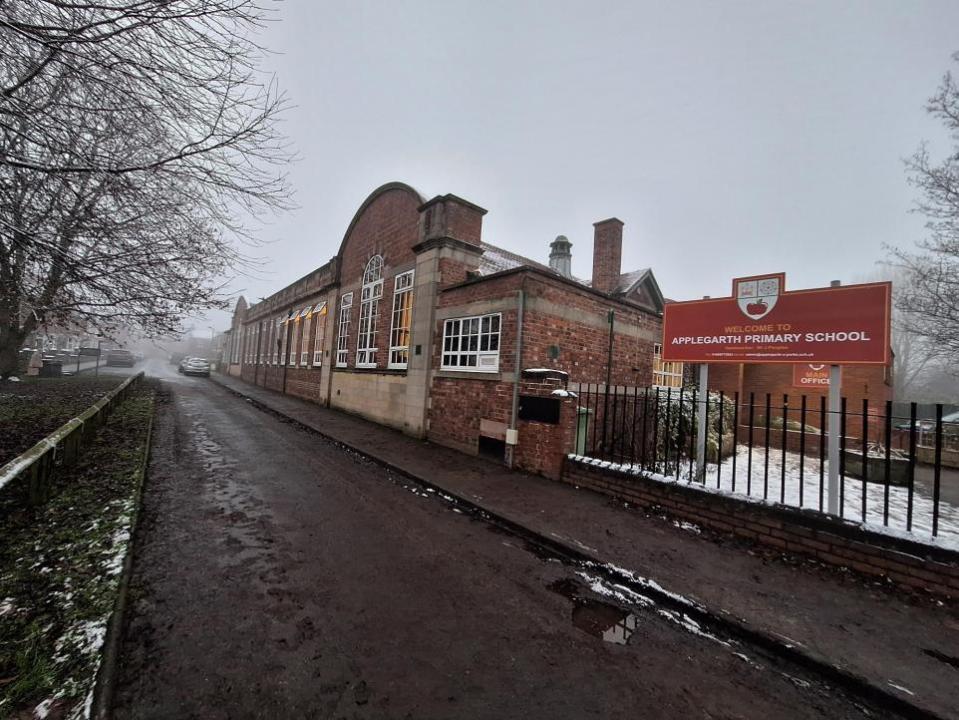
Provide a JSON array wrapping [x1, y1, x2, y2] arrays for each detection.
[[112, 373, 899, 719]]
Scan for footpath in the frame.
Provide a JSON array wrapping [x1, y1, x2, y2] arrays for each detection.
[[210, 373, 959, 719]]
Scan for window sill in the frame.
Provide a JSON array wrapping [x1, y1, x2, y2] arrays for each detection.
[[332, 366, 407, 376], [436, 369, 503, 382]]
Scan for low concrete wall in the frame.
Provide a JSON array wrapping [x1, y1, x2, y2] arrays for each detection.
[[562, 456, 959, 598], [0, 372, 145, 506]]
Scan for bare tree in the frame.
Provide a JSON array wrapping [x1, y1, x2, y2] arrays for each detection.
[[858, 267, 949, 400], [889, 52, 959, 355], [0, 1, 292, 376]]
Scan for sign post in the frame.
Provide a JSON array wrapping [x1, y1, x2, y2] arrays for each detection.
[[826, 280, 841, 514], [695, 362, 708, 482], [695, 296, 710, 482]]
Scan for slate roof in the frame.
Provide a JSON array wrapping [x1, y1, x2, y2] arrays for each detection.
[[477, 241, 655, 305]]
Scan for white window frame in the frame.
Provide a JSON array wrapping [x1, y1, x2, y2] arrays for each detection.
[[288, 313, 300, 367], [653, 342, 683, 389], [300, 305, 313, 366], [356, 255, 384, 368], [279, 314, 290, 366], [312, 302, 328, 365], [441, 313, 501, 373], [273, 317, 283, 365], [388, 270, 415, 369], [336, 292, 353, 367]]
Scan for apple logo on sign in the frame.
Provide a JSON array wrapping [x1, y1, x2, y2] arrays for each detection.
[[746, 299, 768, 316]]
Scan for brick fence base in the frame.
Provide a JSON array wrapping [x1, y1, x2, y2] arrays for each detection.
[[562, 457, 959, 598]]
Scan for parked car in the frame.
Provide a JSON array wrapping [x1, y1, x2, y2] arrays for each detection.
[[105, 349, 136, 367], [895, 410, 959, 435], [180, 357, 210, 377]]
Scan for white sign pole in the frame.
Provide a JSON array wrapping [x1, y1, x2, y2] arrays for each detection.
[[696, 363, 708, 482], [827, 280, 841, 515], [695, 296, 709, 482]]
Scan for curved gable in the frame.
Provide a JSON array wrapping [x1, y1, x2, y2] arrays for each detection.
[[336, 182, 425, 283]]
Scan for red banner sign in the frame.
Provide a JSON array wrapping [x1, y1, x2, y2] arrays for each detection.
[[662, 274, 891, 365], [793, 364, 840, 388]]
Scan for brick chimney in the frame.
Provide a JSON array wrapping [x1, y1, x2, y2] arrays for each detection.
[[592, 218, 623, 294]]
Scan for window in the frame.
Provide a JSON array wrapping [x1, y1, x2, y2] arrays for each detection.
[[356, 255, 383, 367], [312, 302, 328, 365], [264, 320, 272, 365], [388, 270, 414, 369], [653, 342, 683, 388], [273, 317, 283, 365], [289, 311, 301, 367], [441, 313, 501, 372], [336, 292, 353, 367], [298, 306, 312, 366], [279, 313, 291, 366]]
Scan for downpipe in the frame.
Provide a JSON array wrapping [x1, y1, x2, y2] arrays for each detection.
[[506, 284, 526, 468]]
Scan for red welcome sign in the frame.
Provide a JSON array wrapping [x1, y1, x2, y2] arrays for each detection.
[[662, 274, 891, 365]]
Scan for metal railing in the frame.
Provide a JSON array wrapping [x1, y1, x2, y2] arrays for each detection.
[[572, 384, 959, 542]]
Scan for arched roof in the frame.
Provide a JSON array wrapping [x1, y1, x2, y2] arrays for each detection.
[[335, 182, 425, 265]]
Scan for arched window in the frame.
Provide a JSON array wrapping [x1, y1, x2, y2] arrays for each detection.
[[356, 255, 383, 367]]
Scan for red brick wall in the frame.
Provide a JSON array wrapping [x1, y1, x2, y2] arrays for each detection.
[[428, 270, 662, 477], [513, 375, 578, 480], [563, 457, 959, 597], [429, 376, 515, 453], [521, 275, 661, 387], [708, 362, 892, 431]]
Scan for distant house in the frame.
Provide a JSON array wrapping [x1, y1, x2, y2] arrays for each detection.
[[226, 181, 665, 478]]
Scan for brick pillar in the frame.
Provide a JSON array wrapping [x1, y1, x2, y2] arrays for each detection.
[[592, 218, 623, 294], [418, 193, 487, 247], [406, 193, 486, 438]]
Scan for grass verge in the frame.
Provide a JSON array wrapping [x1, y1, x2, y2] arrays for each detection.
[[0, 377, 130, 467], [0, 385, 155, 720]]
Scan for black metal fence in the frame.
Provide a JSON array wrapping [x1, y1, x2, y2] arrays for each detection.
[[571, 384, 959, 542]]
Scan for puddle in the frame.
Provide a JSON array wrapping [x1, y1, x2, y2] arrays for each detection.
[[548, 578, 640, 645]]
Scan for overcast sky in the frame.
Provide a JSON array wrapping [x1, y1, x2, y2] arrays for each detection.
[[204, 0, 959, 331]]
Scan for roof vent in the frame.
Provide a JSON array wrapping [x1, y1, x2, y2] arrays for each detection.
[[549, 235, 573, 278]]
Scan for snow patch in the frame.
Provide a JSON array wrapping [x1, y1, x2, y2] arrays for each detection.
[[672, 520, 701, 534], [566, 450, 959, 550], [550, 389, 578, 398], [887, 681, 915, 696], [523, 368, 568, 376]]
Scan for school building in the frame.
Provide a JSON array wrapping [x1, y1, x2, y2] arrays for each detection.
[[225, 182, 666, 479]]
